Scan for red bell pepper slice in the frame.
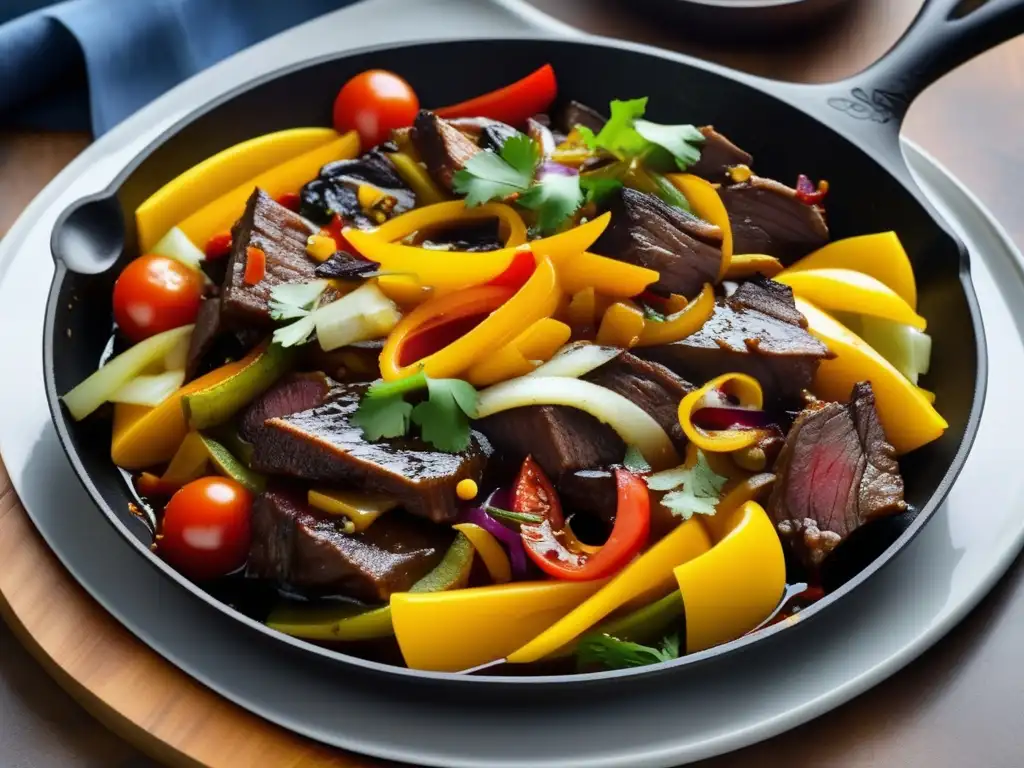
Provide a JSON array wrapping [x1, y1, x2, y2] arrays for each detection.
[[513, 459, 651, 581], [435, 64, 557, 126], [486, 250, 536, 291], [204, 231, 233, 260], [243, 246, 266, 285]]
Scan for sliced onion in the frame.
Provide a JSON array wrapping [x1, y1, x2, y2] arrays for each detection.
[[528, 342, 621, 379], [477, 376, 679, 470], [461, 503, 528, 580], [162, 331, 191, 371], [62, 324, 195, 420], [314, 282, 401, 352], [151, 226, 205, 272], [110, 369, 186, 407]]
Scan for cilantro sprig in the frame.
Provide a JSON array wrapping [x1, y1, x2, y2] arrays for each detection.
[[646, 449, 728, 520], [453, 133, 582, 233], [577, 633, 680, 670], [353, 371, 479, 453], [268, 280, 329, 347]]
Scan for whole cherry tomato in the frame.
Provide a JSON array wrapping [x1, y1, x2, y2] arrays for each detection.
[[159, 477, 253, 581], [112, 254, 203, 342], [333, 69, 419, 148]]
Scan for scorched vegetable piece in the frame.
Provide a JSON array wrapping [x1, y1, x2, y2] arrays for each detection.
[[434, 64, 558, 125], [298, 148, 416, 228]]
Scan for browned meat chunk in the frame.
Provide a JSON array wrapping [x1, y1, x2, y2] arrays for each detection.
[[593, 187, 723, 298], [184, 297, 223, 380], [767, 382, 906, 569], [728, 276, 807, 328], [558, 469, 617, 523], [299, 148, 415, 228], [413, 110, 482, 191], [720, 175, 829, 264], [239, 373, 332, 445], [688, 126, 753, 182], [556, 100, 607, 134], [248, 487, 450, 603], [220, 188, 326, 327], [250, 382, 490, 523]]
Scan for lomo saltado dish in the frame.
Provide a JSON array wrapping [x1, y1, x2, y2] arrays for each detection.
[[62, 65, 946, 674]]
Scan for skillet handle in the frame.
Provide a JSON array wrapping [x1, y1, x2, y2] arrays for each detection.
[[811, 0, 1024, 152]]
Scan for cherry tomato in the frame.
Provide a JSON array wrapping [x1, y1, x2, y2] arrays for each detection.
[[333, 69, 419, 148], [159, 477, 253, 581], [112, 254, 203, 342]]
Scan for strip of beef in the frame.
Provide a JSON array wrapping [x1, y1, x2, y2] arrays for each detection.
[[184, 297, 223, 380], [220, 188, 330, 327], [248, 487, 450, 603], [556, 100, 607, 134], [239, 372, 332, 445], [302, 338, 383, 383], [413, 110, 482, 191], [299, 148, 415, 228], [688, 126, 753, 182], [446, 117, 518, 152], [720, 175, 829, 264], [728, 275, 807, 328], [251, 382, 490, 523], [593, 187, 723, 298], [637, 280, 829, 407], [558, 469, 617, 524], [477, 353, 693, 480], [767, 382, 906, 569]]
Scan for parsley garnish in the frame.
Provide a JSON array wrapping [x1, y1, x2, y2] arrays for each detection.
[[577, 97, 705, 172], [577, 633, 680, 670], [453, 133, 582, 233], [353, 371, 479, 453], [268, 280, 328, 347], [646, 450, 728, 520]]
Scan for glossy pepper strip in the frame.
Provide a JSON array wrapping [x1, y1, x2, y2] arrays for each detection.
[[372, 200, 527, 248], [635, 283, 715, 347], [435, 64, 557, 124], [517, 463, 652, 582], [595, 300, 645, 348], [344, 212, 608, 294], [380, 257, 562, 381], [679, 373, 765, 453], [387, 151, 449, 206], [465, 318, 571, 387], [723, 253, 784, 280], [666, 173, 733, 280], [453, 523, 512, 584]]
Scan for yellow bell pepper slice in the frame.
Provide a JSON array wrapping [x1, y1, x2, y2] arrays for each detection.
[[465, 318, 571, 387], [177, 131, 360, 248], [783, 232, 917, 310], [111, 347, 265, 470], [392, 579, 607, 672], [380, 257, 561, 381], [796, 297, 947, 454], [136, 127, 338, 253], [723, 253, 784, 280], [596, 300, 645, 348], [565, 287, 598, 335], [776, 268, 926, 330], [346, 212, 609, 293], [635, 283, 715, 347], [918, 386, 936, 404], [678, 373, 765, 453], [667, 173, 732, 280], [372, 200, 527, 248], [308, 488, 398, 533], [506, 519, 712, 664], [536, 250, 658, 299], [386, 151, 449, 206], [159, 431, 210, 487], [453, 523, 511, 584]]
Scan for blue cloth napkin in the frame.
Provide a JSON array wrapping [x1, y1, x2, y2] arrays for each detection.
[[0, 0, 358, 135]]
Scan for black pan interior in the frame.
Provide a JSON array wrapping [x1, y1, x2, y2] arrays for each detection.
[[44, 38, 982, 679]]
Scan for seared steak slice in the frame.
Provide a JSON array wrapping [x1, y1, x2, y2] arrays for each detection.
[[220, 189, 325, 327], [184, 297, 223, 380], [720, 175, 829, 264], [477, 405, 624, 480], [767, 382, 906, 569], [251, 382, 490, 523], [728, 276, 807, 328], [299, 148, 415, 227], [239, 373, 332, 444], [593, 187, 723, 298], [558, 469, 617, 524], [688, 126, 753, 182], [248, 487, 450, 603], [637, 298, 829, 407], [557, 100, 607, 135], [413, 110, 482, 191]]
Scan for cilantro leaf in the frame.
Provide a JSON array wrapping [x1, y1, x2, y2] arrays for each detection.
[[411, 377, 479, 453], [577, 632, 680, 670], [623, 444, 652, 474], [634, 120, 705, 171], [453, 133, 537, 207], [646, 450, 728, 520], [579, 98, 650, 157], [580, 176, 623, 206], [272, 314, 317, 348], [518, 172, 583, 233], [353, 393, 413, 440], [268, 280, 328, 320]]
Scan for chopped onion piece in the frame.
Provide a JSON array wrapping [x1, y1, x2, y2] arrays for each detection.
[[162, 331, 191, 371], [314, 282, 401, 352], [527, 342, 622, 379], [62, 324, 195, 420], [477, 376, 679, 470], [151, 226, 205, 271], [834, 312, 932, 385], [111, 369, 186, 406]]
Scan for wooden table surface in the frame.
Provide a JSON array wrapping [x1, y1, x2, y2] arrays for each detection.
[[2, 1, 1023, 766]]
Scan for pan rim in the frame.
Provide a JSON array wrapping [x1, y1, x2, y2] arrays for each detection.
[[41, 34, 988, 686]]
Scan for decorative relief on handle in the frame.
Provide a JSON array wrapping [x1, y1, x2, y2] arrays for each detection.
[[828, 88, 910, 124]]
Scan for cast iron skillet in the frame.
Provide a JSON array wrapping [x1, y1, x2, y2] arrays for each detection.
[[630, 0, 855, 41], [43, 0, 1021, 683]]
